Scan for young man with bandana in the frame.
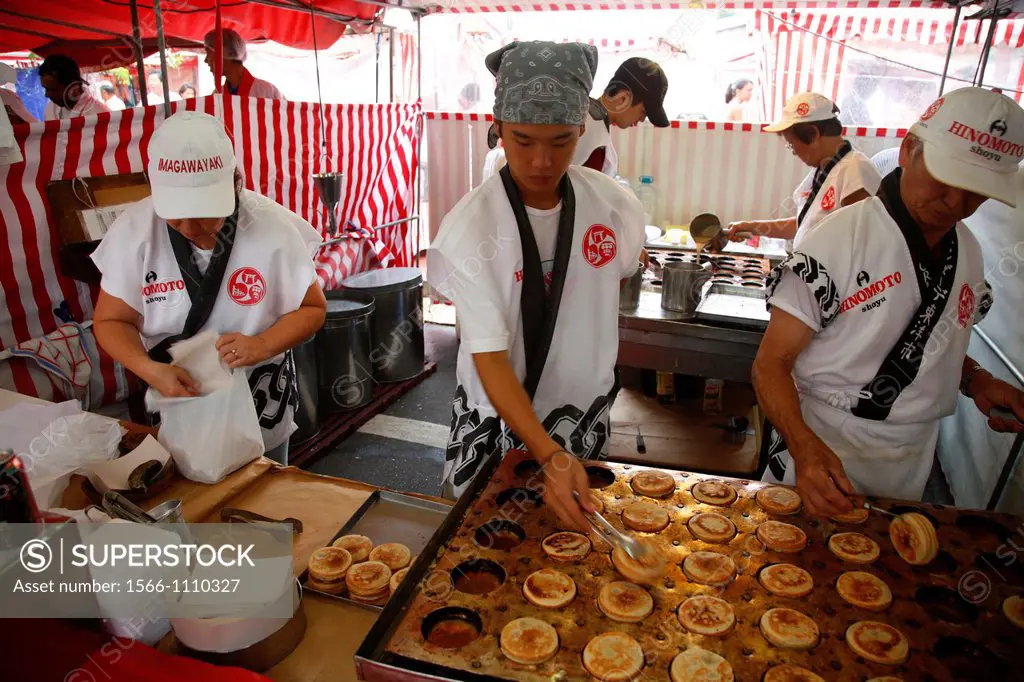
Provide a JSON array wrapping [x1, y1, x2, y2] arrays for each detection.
[[755, 87, 1024, 516], [427, 42, 646, 529]]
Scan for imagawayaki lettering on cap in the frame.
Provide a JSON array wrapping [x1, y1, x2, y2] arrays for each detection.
[[157, 156, 227, 174]]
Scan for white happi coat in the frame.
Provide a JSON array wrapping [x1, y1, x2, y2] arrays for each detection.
[[92, 190, 322, 450], [764, 170, 992, 500], [428, 166, 645, 497]]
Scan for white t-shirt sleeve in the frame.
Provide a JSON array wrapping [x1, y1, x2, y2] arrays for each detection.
[[271, 217, 320, 312], [90, 203, 149, 314], [612, 185, 646, 279], [767, 270, 822, 332], [837, 153, 882, 202]]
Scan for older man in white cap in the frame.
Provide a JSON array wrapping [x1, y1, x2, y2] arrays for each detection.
[[428, 41, 645, 527], [753, 87, 1024, 515], [203, 28, 285, 101]]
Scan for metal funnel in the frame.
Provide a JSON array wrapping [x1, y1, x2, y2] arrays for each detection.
[[313, 172, 345, 235]]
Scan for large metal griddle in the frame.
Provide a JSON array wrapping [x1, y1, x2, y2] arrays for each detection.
[[356, 451, 1024, 681]]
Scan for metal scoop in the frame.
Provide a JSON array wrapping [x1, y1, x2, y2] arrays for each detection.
[[572, 490, 653, 563], [689, 212, 752, 252], [861, 501, 898, 518]]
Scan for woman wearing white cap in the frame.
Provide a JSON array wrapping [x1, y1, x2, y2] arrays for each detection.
[[90, 112, 326, 464], [723, 92, 881, 247], [754, 87, 1024, 513]]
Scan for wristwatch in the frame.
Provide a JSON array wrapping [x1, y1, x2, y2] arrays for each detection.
[[960, 363, 987, 397]]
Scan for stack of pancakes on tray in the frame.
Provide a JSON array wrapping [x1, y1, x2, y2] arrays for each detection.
[[379, 461, 1023, 682], [304, 534, 413, 605]]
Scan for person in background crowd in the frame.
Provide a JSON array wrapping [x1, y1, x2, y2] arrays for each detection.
[[754, 87, 1024, 513], [458, 82, 480, 111], [724, 78, 754, 122], [574, 57, 670, 177], [98, 82, 125, 111], [428, 41, 645, 528], [1, 87, 37, 124], [722, 92, 881, 248], [179, 83, 197, 99], [39, 55, 110, 120], [91, 112, 326, 466], [144, 72, 180, 106], [204, 28, 285, 100]]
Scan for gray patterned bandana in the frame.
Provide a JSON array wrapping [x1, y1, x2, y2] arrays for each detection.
[[486, 41, 598, 126]]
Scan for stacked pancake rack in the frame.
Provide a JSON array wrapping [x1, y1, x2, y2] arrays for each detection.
[[355, 451, 1024, 681]]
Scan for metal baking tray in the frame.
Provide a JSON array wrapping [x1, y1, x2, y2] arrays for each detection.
[[357, 454, 1024, 682], [300, 490, 451, 611], [696, 282, 770, 330]]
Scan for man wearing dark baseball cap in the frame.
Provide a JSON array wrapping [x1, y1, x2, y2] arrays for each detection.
[[575, 57, 670, 176]]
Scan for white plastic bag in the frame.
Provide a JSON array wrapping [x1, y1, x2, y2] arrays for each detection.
[[146, 370, 264, 483]]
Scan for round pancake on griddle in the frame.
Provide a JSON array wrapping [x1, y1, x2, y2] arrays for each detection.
[[590, 491, 605, 515], [683, 551, 737, 586], [836, 571, 892, 611], [763, 664, 825, 682], [756, 486, 802, 515], [687, 512, 737, 544], [829, 532, 880, 564], [759, 607, 820, 650], [331, 534, 373, 562], [830, 508, 870, 524], [597, 581, 654, 623], [500, 617, 559, 665], [756, 521, 808, 553], [582, 632, 645, 682], [845, 621, 908, 665], [542, 531, 591, 562], [1002, 595, 1024, 629], [888, 512, 938, 566], [691, 481, 738, 506], [622, 502, 671, 533], [866, 677, 904, 682], [369, 542, 412, 571], [307, 547, 352, 594], [388, 567, 409, 594], [758, 563, 814, 598], [669, 648, 733, 682], [676, 594, 735, 636], [631, 470, 676, 498], [523, 568, 577, 609], [346, 560, 392, 596], [611, 543, 668, 584]]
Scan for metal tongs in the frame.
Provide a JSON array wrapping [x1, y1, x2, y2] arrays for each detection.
[[861, 501, 897, 518], [572, 491, 653, 563], [101, 491, 158, 523]]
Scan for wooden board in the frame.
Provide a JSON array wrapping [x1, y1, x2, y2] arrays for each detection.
[[609, 386, 760, 475]]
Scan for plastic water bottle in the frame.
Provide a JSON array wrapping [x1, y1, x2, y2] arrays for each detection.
[[615, 175, 635, 197], [636, 175, 657, 226]]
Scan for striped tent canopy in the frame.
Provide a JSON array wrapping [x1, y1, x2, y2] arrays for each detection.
[[410, 0, 949, 13]]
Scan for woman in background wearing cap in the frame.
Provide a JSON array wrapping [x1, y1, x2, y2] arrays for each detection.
[[722, 92, 881, 248], [204, 28, 285, 101], [428, 41, 645, 529], [753, 87, 1024, 513], [90, 112, 326, 465]]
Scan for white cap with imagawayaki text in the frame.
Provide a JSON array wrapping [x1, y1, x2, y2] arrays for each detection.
[[910, 86, 1024, 207], [147, 111, 237, 220], [763, 92, 837, 133]]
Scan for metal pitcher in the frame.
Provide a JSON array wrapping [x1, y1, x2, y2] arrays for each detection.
[[661, 260, 713, 314], [619, 260, 644, 311]]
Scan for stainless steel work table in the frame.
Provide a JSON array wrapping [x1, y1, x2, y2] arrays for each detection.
[[618, 289, 765, 383]]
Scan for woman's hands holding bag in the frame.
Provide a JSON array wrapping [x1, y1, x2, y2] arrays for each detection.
[[140, 361, 201, 398], [216, 333, 272, 369]]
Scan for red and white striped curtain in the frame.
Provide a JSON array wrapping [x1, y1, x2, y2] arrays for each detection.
[[0, 95, 421, 403]]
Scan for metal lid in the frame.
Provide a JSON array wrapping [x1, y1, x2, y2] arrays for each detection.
[[341, 267, 423, 295], [325, 298, 375, 319]]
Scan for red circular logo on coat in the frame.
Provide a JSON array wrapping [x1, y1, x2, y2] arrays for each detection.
[[920, 97, 944, 122], [820, 186, 837, 211], [957, 283, 975, 328], [795, 102, 811, 116], [582, 224, 617, 269], [228, 267, 267, 306]]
